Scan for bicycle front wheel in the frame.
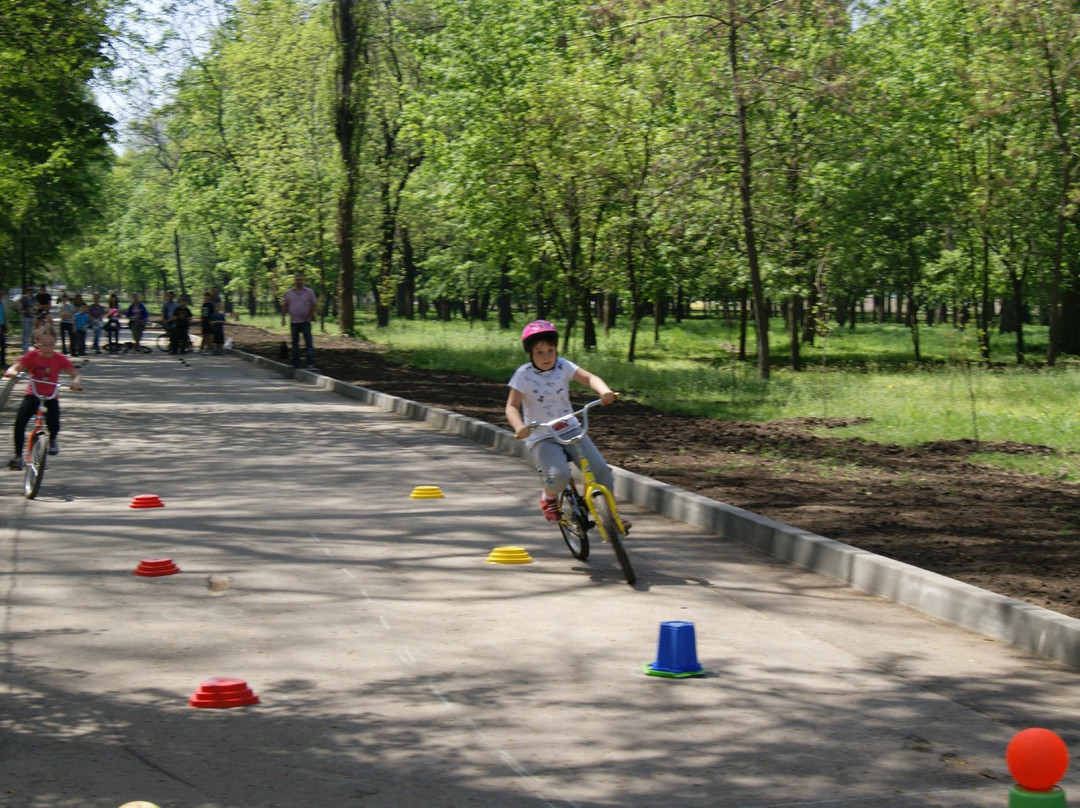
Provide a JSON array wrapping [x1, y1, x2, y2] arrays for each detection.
[[591, 490, 635, 585], [156, 333, 171, 352], [557, 487, 590, 560], [24, 432, 47, 499]]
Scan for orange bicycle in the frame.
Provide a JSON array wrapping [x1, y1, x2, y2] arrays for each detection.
[[15, 374, 66, 499]]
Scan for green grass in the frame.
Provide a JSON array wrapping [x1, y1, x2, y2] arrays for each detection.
[[234, 310, 1080, 463], [967, 452, 1080, 483]]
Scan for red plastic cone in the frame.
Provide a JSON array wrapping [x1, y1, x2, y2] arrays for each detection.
[[133, 558, 180, 577], [189, 677, 259, 709], [129, 494, 164, 509]]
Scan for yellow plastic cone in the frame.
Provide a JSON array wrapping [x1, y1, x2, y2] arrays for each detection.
[[410, 486, 445, 499], [486, 546, 533, 564]]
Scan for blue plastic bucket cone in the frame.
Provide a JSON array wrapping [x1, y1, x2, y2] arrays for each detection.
[[644, 620, 705, 678]]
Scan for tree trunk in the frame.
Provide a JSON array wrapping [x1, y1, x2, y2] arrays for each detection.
[[978, 234, 991, 362], [604, 292, 617, 332], [801, 283, 818, 347], [1060, 290, 1080, 356], [729, 10, 769, 379], [738, 285, 748, 361], [625, 221, 641, 363], [397, 224, 417, 320], [333, 0, 371, 336], [1048, 187, 1067, 364], [910, 302, 922, 363], [1008, 264, 1026, 364], [581, 295, 597, 352], [497, 260, 512, 329], [173, 229, 188, 301], [789, 293, 801, 371]]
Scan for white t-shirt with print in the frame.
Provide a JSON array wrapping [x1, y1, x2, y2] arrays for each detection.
[[508, 358, 580, 446]]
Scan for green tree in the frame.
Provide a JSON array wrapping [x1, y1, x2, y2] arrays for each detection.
[[0, 0, 116, 287]]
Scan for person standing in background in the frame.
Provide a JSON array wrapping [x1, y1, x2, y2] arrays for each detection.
[[87, 294, 106, 354], [125, 293, 149, 350], [199, 291, 214, 353], [19, 287, 34, 352], [34, 284, 51, 320], [72, 304, 90, 357], [58, 294, 75, 354], [281, 273, 317, 369]]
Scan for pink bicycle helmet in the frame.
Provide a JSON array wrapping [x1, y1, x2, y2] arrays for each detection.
[[521, 320, 558, 353]]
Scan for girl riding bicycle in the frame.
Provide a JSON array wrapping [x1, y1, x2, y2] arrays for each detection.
[[505, 320, 618, 522], [4, 332, 82, 469]]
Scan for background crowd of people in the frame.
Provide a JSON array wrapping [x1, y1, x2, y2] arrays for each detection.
[[0, 286, 238, 357]]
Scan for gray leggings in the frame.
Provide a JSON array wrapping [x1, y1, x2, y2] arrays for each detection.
[[533, 433, 613, 494]]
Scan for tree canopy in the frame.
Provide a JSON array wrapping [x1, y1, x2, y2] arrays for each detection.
[[0, 0, 117, 288], [28, 0, 1080, 373]]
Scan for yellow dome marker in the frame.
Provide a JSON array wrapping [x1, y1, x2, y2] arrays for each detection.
[[410, 485, 445, 499], [486, 546, 533, 564]]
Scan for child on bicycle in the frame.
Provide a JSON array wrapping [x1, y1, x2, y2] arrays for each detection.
[[4, 331, 82, 468], [505, 320, 618, 522]]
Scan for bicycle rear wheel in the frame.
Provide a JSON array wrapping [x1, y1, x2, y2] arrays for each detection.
[[23, 432, 47, 499], [591, 490, 635, 585], [557, 486, 590, 560], [156, 333, 171, 352]]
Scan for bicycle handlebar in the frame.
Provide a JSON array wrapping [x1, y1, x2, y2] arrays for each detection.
[[6, 372, 66, 400], [524, 394, 619, 446]]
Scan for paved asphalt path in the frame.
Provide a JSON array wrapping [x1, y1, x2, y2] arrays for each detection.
[[0, 350, 1078, 808]]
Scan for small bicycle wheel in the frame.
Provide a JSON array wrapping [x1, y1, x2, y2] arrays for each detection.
[[156, 333, 171, 352], [557, 487, 590, 560], [591, 490, 635, 585], [23, 432, 47, 499]]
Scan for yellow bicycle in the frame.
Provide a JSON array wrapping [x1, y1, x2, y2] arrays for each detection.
[[526, 397, 635, 585]]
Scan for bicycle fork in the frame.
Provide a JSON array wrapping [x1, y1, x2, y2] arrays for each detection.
[[26, 411, 45, 462], [578, 458, 628, 541]]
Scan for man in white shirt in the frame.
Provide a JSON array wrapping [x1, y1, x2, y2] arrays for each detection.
[[281, 273, 317, 369]]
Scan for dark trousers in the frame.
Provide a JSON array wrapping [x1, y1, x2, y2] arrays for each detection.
[[290, 321, 314, 367], [14, 396, 59, 456], [60, 322, 73, 353], [72, 328, 86, 356], [0, 323, 6, 366], [171, 324, 190, 354]]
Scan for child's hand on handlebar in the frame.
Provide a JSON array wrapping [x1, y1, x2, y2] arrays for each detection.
[[514, 425, 530, 440], [599, 391, 617, 405]]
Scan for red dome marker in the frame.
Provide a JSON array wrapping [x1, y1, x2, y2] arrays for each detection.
[[189, 677, 260, 709], [133, 558, 180, 577], [129, 494, 164, 509]]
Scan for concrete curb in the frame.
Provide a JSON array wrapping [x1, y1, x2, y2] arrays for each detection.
[[231, 348, 1080, 669]]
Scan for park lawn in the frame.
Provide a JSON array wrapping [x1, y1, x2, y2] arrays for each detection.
[[239, 311, 1080, 478]]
